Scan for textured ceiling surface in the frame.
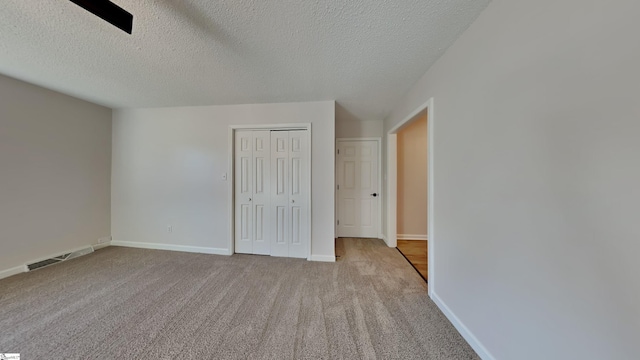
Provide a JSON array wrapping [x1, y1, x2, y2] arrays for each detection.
[[0, 0, 490, 120]]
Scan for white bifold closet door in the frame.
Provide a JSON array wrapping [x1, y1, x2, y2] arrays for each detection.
[[270, 130, 309, 258], [234, 130, 309, 258], [235, 130, 271, 255]]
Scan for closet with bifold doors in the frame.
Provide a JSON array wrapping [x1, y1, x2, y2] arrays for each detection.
[[234, 129, 309, 259]]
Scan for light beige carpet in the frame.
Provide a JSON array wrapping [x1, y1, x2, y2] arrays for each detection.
[[0, 238, 478, 359]]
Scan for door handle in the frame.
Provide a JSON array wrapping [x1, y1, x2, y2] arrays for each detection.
[[249, 197, 252, 202], [371, 193, 378, 197]]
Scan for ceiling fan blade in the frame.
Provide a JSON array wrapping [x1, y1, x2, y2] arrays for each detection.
[[69, 0, 133, 34]]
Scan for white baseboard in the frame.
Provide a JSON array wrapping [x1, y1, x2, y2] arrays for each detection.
[[1, 240, 229, 280], [381, 233, 395, 247], [1, 241, 110, 281], [92, 241, 111, 251], [396, 234, 428, 240], [431, 292, 495, 360], [309, 254, 336, 262], [0, 265, 28, 280], [110, 240, 230, 256], [25, 244, 96, 268]]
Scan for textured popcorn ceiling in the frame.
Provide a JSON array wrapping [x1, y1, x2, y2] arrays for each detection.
[[0, 0, 490, 120]]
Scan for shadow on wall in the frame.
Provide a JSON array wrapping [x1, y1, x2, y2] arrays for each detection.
[[336, 103, 363, 123], [335, 103, 384, 139]]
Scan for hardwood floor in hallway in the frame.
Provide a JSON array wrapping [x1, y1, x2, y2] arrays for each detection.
[[396, 240, 428, 281]]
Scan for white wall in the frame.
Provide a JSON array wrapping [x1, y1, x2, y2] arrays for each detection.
[[112, 101, 335, 259], [385, 0, 640, 358], [0, 74, 112, 275]]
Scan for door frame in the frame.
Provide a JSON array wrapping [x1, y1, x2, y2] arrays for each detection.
[[387, 98, 434, 295], [335, 137, 383, 239], [228, 123, 312, 259]]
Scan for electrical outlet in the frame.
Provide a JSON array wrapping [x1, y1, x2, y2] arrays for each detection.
[[168, 225, 173, 233], [98, 236, 112, 244]]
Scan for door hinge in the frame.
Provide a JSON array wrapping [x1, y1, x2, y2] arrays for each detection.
[[337, 149, 340, 155], [337, 220, 340, 225], [337, 184, 340, 190]]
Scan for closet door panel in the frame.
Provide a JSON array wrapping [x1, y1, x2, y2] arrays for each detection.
[[251, 131, 271, 255], [270, 131, 289, 257], [288, 130, 309, 258], [234, 130, 253, 254], [275, 205, 287, 244]]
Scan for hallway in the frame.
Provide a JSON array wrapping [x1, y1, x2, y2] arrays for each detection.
[[396, 240, 428, 281]]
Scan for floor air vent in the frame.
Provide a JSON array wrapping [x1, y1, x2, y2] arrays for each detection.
[[26, 247, 94, 271]]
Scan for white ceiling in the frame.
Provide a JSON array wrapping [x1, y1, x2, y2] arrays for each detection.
[[0, 0, 490, 121]]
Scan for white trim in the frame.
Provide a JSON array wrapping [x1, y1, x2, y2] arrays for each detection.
[[378, 138, 384, 241], [336, 137, 381, 142], [0, 242, 106, 280], [307, 125, 313, 261], [228, 124, 313, 259], [386, 134, 397, 248], [396, 234, 427, 240], [92, 241, 112, 251], [309, 254, 336, 262], [389, 99, 433, 134], [336, 137, 383, 239], [387, 98, 434, 298], [228, 126, 234, 255], [431, 292, 496, 360], [229, 123, 308, 130], [0, 265, 28, 280], [427, 98, 435, 297], [111, 240, 230, 255]]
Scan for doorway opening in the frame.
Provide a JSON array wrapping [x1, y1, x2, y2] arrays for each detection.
[[395, 111, 428, 281], [387, 99, 434, 291]]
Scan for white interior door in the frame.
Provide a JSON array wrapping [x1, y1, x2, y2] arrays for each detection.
[[270, 131, 289, 257], [337, 140, 380, 238], [234, 130, 270, 255], [270, 130, 309, 258], [235, 130, 253, 254], [287, 130, 309, 258], [251, 131, 271, 255]]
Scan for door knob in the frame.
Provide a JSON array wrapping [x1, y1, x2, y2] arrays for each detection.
[[249, 197, 252, 202], [291, 199, 295, 203], [371, 193, 378, 197]]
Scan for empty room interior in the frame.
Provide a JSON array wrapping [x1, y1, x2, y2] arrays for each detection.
[[1, 1, 639, 359]]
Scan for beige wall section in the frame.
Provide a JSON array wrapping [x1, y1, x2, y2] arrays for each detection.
[[397, 111, 427, 237], [0, 74, 112, 274], [336, 119, 383, 138], [335, 102, 383, 138], [384, 0, 640, 358]]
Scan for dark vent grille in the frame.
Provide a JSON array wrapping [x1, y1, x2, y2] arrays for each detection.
[[25, 247, 94, 272], [28, 258, 63, 271]]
